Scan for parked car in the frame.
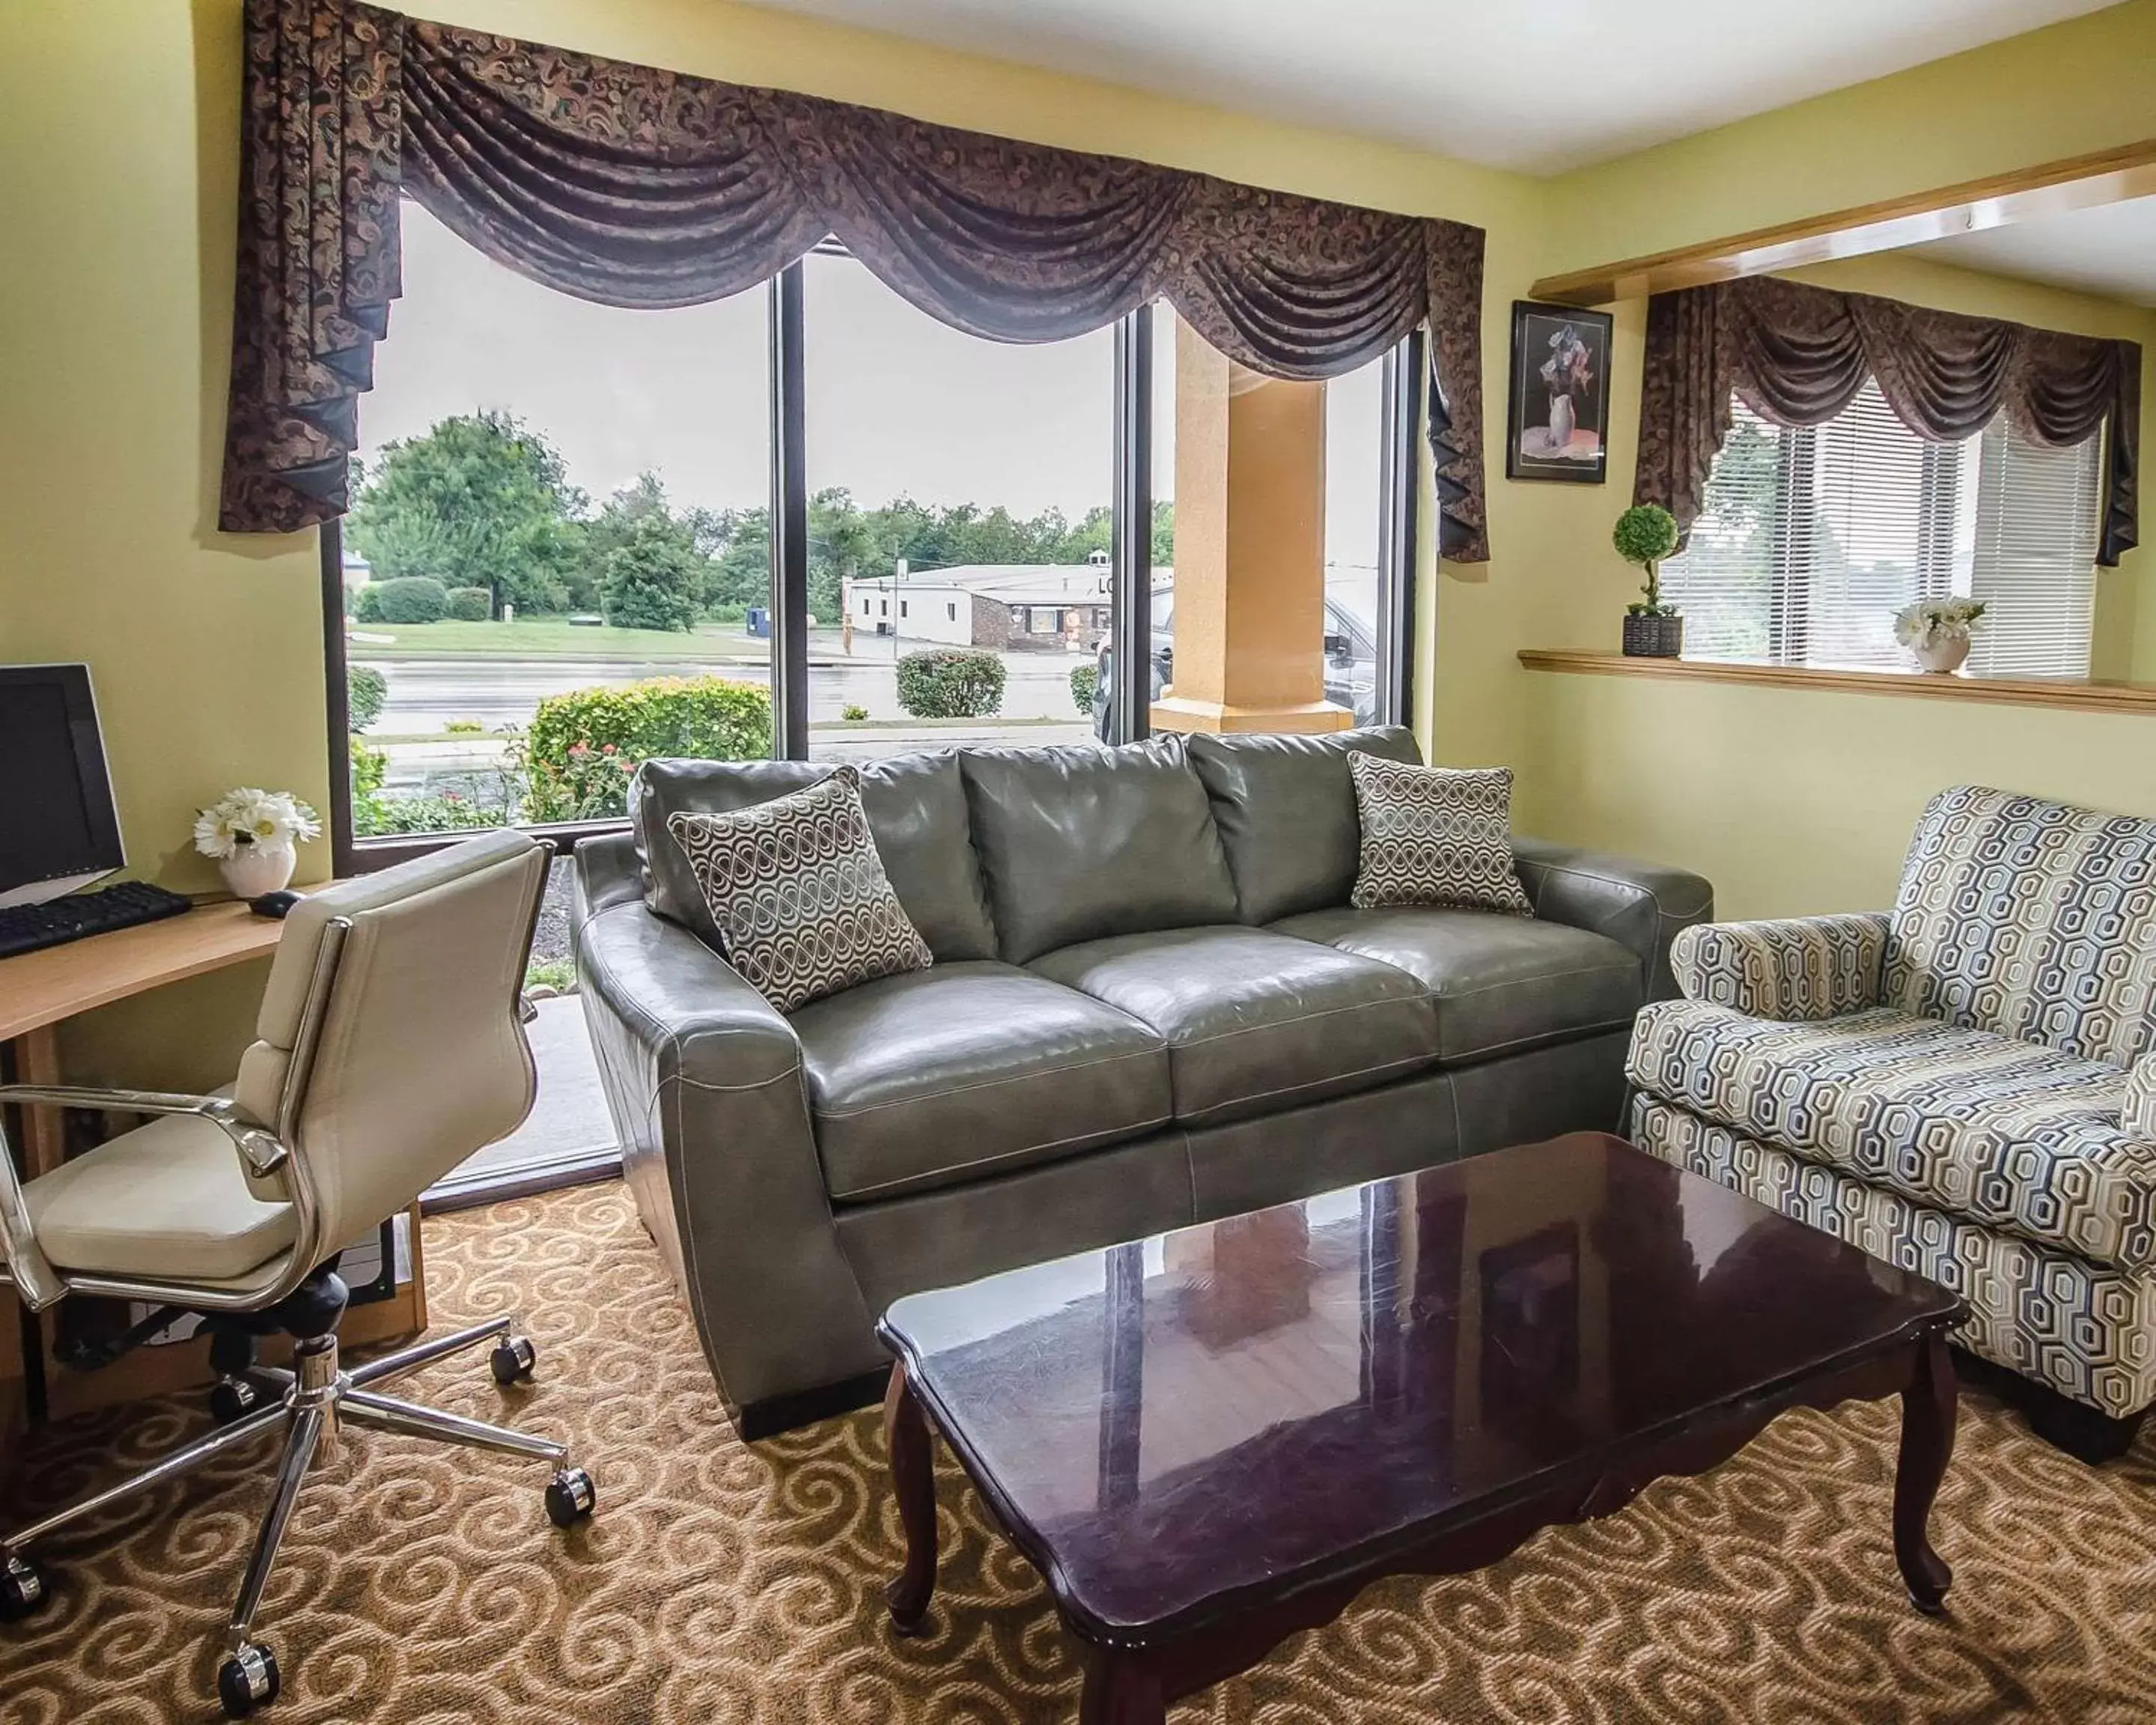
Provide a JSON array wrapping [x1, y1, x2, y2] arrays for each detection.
[[1091, 576, 1379, 740]]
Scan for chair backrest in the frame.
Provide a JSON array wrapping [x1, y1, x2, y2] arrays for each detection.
[[234, 830, 548, 1255], [1886, 785, 2156, 1067]]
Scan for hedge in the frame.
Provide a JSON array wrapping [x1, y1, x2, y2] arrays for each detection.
[[347, 663, 387, 731], [517, 675, 773, 822], [1069, 662, 1100, 715], [445, 585, 492, 621], [895, 648, 1006, 719], [354, 576, 449, 624]]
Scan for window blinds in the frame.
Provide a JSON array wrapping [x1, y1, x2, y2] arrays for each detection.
[[1662, 383, 2101, 676]]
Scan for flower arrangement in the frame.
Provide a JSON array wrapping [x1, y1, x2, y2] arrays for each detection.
[[1891, 598, 1987, 651], [192, 788, 322, 860]]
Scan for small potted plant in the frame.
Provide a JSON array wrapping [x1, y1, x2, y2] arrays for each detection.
[[1892, 597, 1987, 674], [194, 788, 321, 901], [1613, 503, 1683, 658]]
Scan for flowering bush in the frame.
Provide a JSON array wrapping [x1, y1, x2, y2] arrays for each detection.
[[516, 675, 771, 822], [1892, 597, 1987, 650]]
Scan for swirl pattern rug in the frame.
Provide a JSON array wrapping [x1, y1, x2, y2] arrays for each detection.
[[4, 1181, 2155, 1724]]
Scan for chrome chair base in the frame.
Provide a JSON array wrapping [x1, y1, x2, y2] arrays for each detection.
[[0, 1315, 594, 1719]]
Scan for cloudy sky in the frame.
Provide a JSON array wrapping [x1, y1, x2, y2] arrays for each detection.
[[362, 202, 1383, 566]]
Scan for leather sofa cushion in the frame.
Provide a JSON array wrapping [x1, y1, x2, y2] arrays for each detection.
[[1272, 906, 1642, 1065], [960, 738, 1240, 964], [1187, 726, 1421, 925], [633, 753, 996, 962], [793, 961, 1173, 1201], [1030, 925, 1439, 1125]]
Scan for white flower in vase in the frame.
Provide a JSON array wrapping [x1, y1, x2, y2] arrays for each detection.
[[194, 788, 320, 899], [1892, 599, 1987, 674]]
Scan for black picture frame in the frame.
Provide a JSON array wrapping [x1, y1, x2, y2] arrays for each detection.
[[1506, 300, 1612, 484]]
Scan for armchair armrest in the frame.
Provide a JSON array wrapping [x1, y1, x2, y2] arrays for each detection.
[[2126, 1055, 2156, 1145], [1669, 913, 1891, 1021], [0, 1085, 290, 1178], [1510, 836, 1715, 1000]]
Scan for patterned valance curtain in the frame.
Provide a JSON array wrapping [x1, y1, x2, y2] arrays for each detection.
[[222, 0, 1490, 559], [1636, 276, 2140, 567]]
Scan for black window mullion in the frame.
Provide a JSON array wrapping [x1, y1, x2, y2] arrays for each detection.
[[1109, 305, 1154, 745], [1376, 330, 1424, 730], [769, 264, 810, 760], [320, 516, 358, 877]]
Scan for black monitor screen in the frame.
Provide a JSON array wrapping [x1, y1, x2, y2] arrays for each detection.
[[0, 665, 124, 895]]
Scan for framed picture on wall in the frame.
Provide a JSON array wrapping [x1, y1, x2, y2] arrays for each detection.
[[1506, 301, 1612, 484]]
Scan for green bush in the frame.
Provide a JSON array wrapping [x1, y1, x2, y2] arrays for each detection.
[[841, 702, 869, 722], [1069, 662, 1100, 715], [445, 585, 493, 621], [347, 664, 387, 732], [517, 675, 773, 822], [356, 791, 511, 836], [354, 576, 449, 624], [895, 648, 1006, 719], [600, 518, 701, 633]]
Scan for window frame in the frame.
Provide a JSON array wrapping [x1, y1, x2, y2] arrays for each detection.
[[325, 266, 1422, 865]]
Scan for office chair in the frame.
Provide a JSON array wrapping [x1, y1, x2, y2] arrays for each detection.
[[0, 830, 595, 1718]]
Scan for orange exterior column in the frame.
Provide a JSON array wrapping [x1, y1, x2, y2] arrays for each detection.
[[1151, 320, 1351, 735]]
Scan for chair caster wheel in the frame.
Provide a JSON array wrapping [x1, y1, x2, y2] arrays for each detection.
[[0, 1552, 50, 1621], [489, 1336, 536, 1385], [217, 1641, 280, 1718], [210, 1374, 272, 1425], [544, 1466, 596, 1528]]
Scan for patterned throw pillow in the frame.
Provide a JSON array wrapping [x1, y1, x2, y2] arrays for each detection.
[[1348, 754, 1534, 916], [666, 767, 931, 1013]]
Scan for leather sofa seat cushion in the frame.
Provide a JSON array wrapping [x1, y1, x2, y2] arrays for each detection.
[[26, 1112, 296, 1282], [1271, 907, 1642, 1065], [960, 738, 1240, 964], [633, 753, 997, 961], [1187, 727, 1422, 924], [794, 961, 1174, 1202], [1029, 925, 1440, 1125]]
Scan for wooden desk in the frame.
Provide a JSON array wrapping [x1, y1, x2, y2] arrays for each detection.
[[1, 901, 427, 1473]]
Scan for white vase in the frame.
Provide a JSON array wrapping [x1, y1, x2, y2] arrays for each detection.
[[220, 837, 296, 901], [1912, 632, 1971, 675], [1548, 393, 1576, 452]]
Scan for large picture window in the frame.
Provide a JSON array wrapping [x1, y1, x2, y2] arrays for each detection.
[[1661, 384, 2104, 676]]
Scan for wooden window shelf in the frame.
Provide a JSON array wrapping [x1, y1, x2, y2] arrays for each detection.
[[1517, 649, 2156, 717]]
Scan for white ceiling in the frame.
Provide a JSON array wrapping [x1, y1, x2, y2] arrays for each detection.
[[750, 0, 2119, 174], [1911, 195, 2156, 306]]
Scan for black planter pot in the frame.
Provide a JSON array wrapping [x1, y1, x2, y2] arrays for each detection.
[[1622, 613, 1684, 659]]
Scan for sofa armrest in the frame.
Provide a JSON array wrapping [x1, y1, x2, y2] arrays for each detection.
[[2126, 1053, 2156, 1145], [1510, 836, 1715, 1002], [572, 834, 884, 1425], [1669, 913, 1891, 1021]]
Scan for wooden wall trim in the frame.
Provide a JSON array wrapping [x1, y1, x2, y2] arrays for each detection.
[[1530, 139, 2156, 306], [1517, 649, 2156, 716]]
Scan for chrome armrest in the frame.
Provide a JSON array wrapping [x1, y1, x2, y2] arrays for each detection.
[[0, 1084, 291, 1178]]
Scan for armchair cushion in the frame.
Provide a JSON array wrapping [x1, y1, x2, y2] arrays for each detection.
[[1629, 999, 2156, 1273], [2128, 1054, 2156, 1144], [1670, 913, 1889, 1021], [25, 1112, 296, 1283]]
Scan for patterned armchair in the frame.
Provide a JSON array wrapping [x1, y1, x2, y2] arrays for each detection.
[[1627, 785, 2156, 1463]]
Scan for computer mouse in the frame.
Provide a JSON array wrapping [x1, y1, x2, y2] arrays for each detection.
[[249, 889, 302, 919]]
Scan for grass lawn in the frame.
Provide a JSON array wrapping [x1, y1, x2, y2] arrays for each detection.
[[348, 618, 764, 660]]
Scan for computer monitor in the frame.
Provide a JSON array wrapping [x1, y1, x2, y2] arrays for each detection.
[[0, 663, 125, 907]]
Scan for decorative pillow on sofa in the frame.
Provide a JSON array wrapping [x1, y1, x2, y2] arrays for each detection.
[[666, 767, 932, 1012], [1348, 754, 1534, 916]]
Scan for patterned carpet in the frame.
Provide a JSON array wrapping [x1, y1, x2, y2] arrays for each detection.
[[4, 1181, 2155, 1724]]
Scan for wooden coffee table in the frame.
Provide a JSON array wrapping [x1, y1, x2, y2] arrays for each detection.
[[877, 1131, 1967, 1724]]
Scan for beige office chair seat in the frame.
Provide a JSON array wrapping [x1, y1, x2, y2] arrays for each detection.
[[25, 1112, 296, 1282]]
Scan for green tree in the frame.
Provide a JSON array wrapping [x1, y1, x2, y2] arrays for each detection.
[[704, 505, 773, 612], [600, 514, 703, 632], [346, 412, 587, 617], [808, 488, 877, 624]]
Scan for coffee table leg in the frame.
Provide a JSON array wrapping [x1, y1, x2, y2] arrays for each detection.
[[1079, 1651, 1166, 1725], [883, 1363, 939, 1636], [1893, 1330, 1956, 1614]]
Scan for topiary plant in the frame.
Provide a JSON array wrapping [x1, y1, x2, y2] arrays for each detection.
[[1612, 504, 1681, 616]]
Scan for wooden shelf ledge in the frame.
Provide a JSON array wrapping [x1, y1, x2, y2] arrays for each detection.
[[1517, 649, 2156, 717]]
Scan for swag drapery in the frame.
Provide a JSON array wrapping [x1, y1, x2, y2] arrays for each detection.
[[220, 0, 1490, 559], [1636, 275, 2140, 566]]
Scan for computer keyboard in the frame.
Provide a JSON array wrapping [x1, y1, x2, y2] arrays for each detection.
[[0, 880, 195, 960]]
